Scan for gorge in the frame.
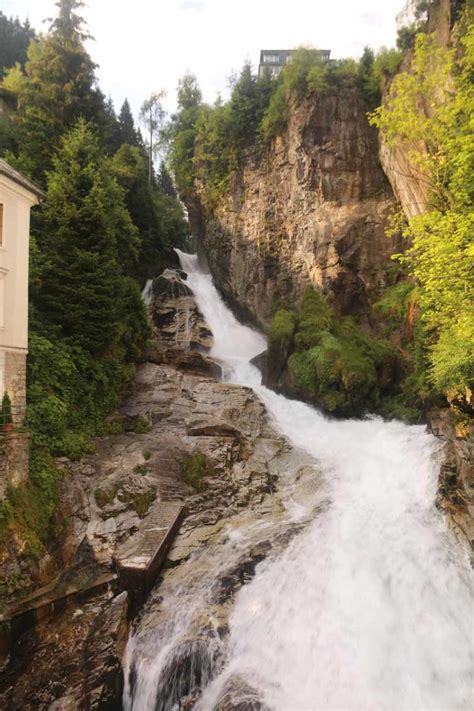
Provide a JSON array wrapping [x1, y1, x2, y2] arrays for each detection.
[[124, 252, 473, 710], [0, 0, 472, 708]]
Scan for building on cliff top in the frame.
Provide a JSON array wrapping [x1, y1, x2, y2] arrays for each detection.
[[0, 159, 44, 426], [258, 48, 331, 78]]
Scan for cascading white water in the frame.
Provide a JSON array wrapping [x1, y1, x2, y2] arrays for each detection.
[[127, 251, 473, 711], [142, 278, 154, 307]]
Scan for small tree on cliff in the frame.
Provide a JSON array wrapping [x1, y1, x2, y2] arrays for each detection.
[[165, 72, 203, 198]]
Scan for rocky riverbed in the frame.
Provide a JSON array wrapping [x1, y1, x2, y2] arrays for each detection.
[[0, 268, 320, 710]]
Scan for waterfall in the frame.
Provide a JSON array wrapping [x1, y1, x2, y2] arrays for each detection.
[[142, 279, 154, 307], [125, 251, 473, 711]]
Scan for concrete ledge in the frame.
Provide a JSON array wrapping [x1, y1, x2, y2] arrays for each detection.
[[0, 572, 118, 660], [114, 502, 186, 610]]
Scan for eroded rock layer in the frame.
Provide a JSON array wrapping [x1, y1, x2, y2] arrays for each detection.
[[190, 89, 401, 329]]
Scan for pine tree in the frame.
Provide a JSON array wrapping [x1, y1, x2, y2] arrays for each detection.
[[38, 120, 144, 355], [118, 99, 139, 146], [157, 161, 177, 198], [112, 143, 188, 280], [11, 0, 107, 182], [0, 12, 36, 78], [49, 0, 90, 40], [103, 96, 122, 154], [166, 73, 202, 196]]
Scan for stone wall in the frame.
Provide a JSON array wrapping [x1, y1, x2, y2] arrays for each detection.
[[4, 350, 27, 425], [0, 431, 30, 499]]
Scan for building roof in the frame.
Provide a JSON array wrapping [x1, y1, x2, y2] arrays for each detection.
[[0, 159, 45, 201]]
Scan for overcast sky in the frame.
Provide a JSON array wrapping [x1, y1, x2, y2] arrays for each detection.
[[3, 0, 405, 119]]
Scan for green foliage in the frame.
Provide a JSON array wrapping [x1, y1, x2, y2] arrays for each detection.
[[259, 87, 288, 143], [1, 392, 13, 425], [180, 451, 213, 492], [228, 62, 275, 150], [0, 450, 63, 562], [374, 280, 417, 320], [193, 102, 236, 206], [274, 288, 400, 416], [370, 13, 474, 404], [26, 332, 135, 457], [357, 47, 381, 107], [0, 1, 189, 577], [269, 309, 296, 341], [6, 13, 108, 183], [37, 120, 146, 350], [132, 416, 151, 434], [165, 72, 203, 198], [0, 11, 36, 78], [260, 49, 358, 142], [118, 99, 140, 146], [111, 143, 188, 279], [168, 47, 389, 200]]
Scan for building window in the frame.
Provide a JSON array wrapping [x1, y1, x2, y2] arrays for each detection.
[[0, 203, 3, 246], [263, 54, 280, 64]]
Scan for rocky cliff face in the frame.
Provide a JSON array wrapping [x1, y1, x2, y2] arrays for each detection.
[[190, 88, 400, 330], [377, 0, 454, 219]]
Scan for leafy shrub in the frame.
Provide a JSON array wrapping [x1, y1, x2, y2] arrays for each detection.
[[269, 309, 296, 341], [132, 416, 151, 434], [371, 17, 474, 405], [279, 288, 400, 416], [0, 450, 63, 561]]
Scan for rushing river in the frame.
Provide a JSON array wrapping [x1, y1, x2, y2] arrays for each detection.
[[125, 252, 473, 711]]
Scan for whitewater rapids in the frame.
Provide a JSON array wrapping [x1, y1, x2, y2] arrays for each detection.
[[125, 251, 473, 711]]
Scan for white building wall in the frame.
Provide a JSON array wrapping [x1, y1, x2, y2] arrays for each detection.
[[0, 177, 36, 353], [0, 174, 38, 423]]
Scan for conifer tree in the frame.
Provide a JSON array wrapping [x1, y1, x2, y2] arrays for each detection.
[[12, 0, 107, 182], [38, 120, 145, 355], [118, 99, 139, 146], [0, 11, 36, 77], [157, 162, 177, 198], [103, 96, 122, 154]]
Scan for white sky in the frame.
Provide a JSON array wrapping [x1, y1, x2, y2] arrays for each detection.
[[3, 0, 405, 119]]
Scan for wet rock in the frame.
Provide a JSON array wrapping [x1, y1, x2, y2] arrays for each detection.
[[213, 676, 270, 711], [0, 590, 129, 710], [149, 268, 213, 354], [429, 408, 474, 554]]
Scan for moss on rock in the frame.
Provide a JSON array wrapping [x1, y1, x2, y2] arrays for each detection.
[[268, 287, 401, 417]]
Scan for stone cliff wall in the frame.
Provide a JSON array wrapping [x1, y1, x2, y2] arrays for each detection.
[[377, 0, 454, 219], [190, 88, 401, 330]]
